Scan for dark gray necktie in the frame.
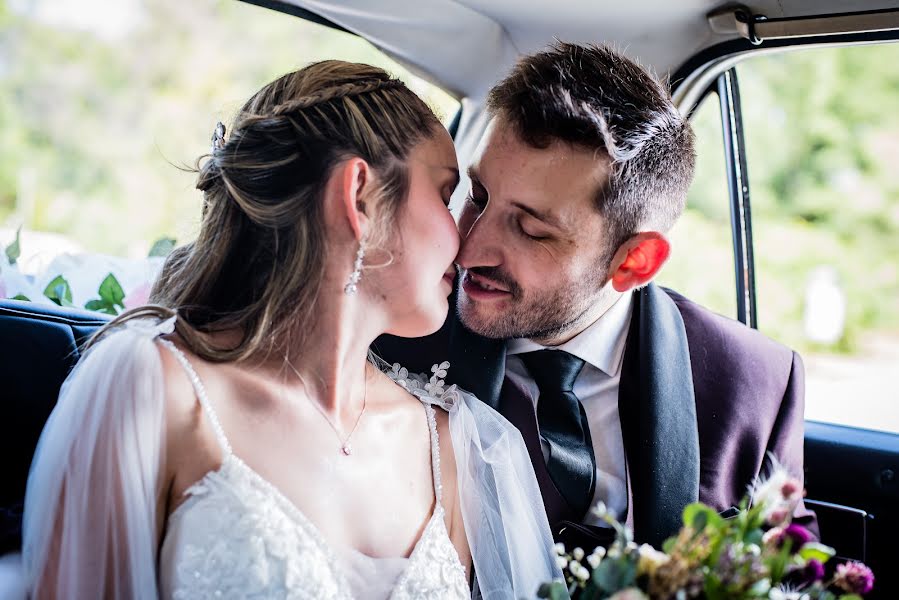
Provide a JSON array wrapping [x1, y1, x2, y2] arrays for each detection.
[[520, 349, 597, 519]]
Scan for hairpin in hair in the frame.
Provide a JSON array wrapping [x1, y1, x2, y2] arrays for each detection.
[[211, 122, 226, 153]]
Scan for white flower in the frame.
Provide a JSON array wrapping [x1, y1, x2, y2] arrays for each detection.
[[769, 585, 811, 600], [554, 543, 566, 555], [574, 564, 590, 581], [586, 553, 601, 569], [555, 556, 568, 570], [572, 547, 585, 561], [636, 543, 670, 576], [750, 454, 803, 525], [591, 501, 608, 519]]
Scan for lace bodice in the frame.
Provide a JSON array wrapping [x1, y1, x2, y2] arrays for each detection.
[[157, 341, 469, 600]]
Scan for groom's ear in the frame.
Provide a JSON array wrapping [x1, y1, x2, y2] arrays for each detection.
[[338, 157, 372, 241], [608, 231, 671, 292]]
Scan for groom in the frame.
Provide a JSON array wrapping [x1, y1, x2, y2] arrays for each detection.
[[377, 42, 815, 549]]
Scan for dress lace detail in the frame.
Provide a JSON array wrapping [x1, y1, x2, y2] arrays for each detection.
[[385, 361, 462, 413], [157, 344, 468, 600]]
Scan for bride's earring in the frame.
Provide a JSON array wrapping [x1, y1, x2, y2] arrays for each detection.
[[344, 238, 366, 295]]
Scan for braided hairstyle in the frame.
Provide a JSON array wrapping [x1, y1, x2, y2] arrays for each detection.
[[90, 60, 442, 361]]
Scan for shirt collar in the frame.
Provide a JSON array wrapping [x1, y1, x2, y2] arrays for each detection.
[[506, 291, 634, 377]]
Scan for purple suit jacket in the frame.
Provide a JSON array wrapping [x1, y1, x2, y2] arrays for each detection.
[[374, 282, 816, 548]]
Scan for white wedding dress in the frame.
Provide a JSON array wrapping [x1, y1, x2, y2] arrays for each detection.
[[22, 317, 562, 599]]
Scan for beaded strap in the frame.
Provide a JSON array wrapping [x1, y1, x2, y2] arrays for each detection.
[[424, 404, 443, 504], [159, 339, 233, 457]]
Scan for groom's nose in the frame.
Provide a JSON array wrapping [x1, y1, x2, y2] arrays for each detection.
[[456, 207, 503, 270]]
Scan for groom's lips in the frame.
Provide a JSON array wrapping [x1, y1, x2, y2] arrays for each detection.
[[461, 271, 512, 301]]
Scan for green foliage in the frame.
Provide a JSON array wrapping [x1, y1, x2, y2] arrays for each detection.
[[593, 556, 637, 593], [84, 273, 126, 315], [4, 226, 20, 264], [799, 542, 836, 564], [537, 581, 572, 600], [148, 237, 176, 258], [683, 502, 723, 533], [42, 275, 73, 307], [547, 466, 867, 599]]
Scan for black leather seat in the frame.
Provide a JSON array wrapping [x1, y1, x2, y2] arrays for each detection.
[[0, 299, 108, 554]]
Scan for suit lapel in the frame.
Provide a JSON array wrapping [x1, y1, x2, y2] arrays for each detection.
[[619, 283, 700, 548]]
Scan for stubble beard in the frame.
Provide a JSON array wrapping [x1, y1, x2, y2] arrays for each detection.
[[456, 261, 614, 342]]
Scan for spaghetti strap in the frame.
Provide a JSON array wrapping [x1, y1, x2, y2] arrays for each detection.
[[423, 404, 443, 505], [158, 338, 232, 457]]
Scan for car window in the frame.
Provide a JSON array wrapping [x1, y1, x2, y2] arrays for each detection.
[[737, 44, 899, 433], [656, 93, 737, 318], [0, 0, 459, 309]]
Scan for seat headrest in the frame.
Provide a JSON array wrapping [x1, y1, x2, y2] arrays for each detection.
[[0, 300, 109, 554]]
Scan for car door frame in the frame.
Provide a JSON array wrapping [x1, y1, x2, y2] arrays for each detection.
[[672, 26, 899, 600]]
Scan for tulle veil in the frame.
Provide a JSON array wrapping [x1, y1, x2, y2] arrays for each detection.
[[23, 317, 562, 598]]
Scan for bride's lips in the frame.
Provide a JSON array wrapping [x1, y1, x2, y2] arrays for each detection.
[[461, 271, 512, 301]]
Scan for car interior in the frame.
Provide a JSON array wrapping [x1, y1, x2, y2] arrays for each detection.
[[3, 1, 898, 597]]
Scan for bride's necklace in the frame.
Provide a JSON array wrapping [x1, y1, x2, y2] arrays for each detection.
[[282, 358, 367, 456]]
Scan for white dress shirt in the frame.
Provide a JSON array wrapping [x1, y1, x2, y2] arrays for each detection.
[[505, 292, 633, 526]]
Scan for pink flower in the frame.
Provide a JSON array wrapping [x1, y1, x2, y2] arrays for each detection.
[[767, 507, 790, 527], [834, 561, 874, 595], [124, 281, 152, 309], [763, 524, 813, 553], [800, 558, 825, 584], [781, 479, 802, 502], [781, 524, 813, 549]]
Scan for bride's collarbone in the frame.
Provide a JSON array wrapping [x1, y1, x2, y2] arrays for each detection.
[[164, 362, 440, 542]]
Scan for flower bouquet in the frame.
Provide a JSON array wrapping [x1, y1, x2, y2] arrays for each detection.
[[539, 460, 874, 600]]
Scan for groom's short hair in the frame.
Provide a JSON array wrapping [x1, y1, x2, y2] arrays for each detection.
[[487, 42, 696, 250]]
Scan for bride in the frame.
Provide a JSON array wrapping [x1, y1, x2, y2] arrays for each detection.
[[22, 61, 560, 599]]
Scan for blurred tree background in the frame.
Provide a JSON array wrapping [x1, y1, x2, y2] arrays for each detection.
[[660, 43, 899, 358], [0, 0, 457, 257]]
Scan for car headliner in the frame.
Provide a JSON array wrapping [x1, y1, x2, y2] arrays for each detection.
[[264, 0, 899, 203], [277, 1, 897, 98]]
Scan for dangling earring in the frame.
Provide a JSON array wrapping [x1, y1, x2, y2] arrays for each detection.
[[344, 238, 366, 295]]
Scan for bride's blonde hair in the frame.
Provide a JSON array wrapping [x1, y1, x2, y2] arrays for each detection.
[[88, 60, 442, 361]]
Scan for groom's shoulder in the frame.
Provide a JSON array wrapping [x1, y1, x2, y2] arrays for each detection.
[[660, 287, 796, 375]]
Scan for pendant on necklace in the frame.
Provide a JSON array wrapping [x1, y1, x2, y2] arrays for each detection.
[[341, 444, 352, 456]]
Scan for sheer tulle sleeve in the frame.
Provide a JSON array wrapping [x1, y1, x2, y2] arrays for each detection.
[[448, 387, 563, 599], [386, 363, 563, 599], [22, 317, 176, 599]]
